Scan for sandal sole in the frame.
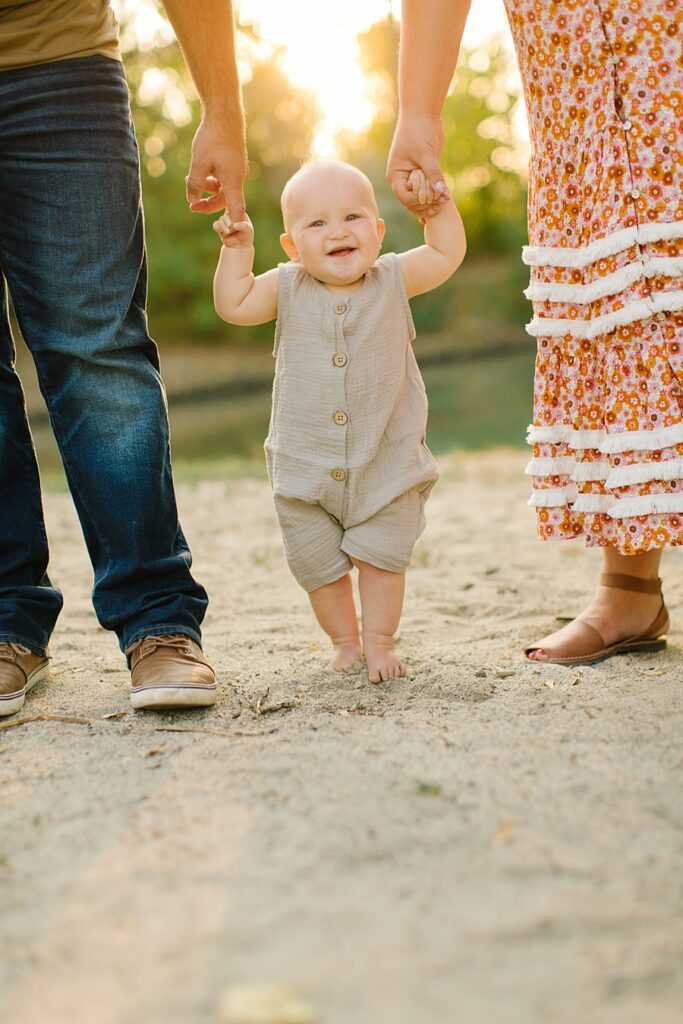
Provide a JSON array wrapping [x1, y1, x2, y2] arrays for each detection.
[[526, 636, 667, 667]]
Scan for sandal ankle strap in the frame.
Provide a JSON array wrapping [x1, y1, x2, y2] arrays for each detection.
[[600, 573, 662, 595]]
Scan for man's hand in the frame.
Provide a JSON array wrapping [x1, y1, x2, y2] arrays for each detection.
[[213, 212, 253, 248], [186, 111, 248, 222], [387, 112, 448, 218]]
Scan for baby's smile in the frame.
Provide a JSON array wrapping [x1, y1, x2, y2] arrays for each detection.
[[327, 245, 357, 258]]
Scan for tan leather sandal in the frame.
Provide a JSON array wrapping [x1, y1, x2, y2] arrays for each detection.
[[524, 573, 670, 666]]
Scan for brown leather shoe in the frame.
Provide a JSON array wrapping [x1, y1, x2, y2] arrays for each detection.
[[128, 633, 217, 710], [0, 643, 50, 717]]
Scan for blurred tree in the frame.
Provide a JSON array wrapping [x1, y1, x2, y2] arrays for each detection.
[[115, 3, 528, 349], [342, 17, 529, 342], [344, 17, 528, 253], [117, 5, 319, 340]]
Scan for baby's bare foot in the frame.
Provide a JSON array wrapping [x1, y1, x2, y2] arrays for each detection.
[[363, 634, 405, 684], [330, 639, 364, 674]]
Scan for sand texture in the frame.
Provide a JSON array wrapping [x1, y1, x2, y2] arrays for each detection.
[[1, 452, 682, 1024]]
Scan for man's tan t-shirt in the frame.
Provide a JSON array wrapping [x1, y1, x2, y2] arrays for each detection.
[[0, 0, 120, 71]]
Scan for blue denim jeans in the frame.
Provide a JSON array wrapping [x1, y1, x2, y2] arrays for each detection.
[[0, 56, 208, 657]]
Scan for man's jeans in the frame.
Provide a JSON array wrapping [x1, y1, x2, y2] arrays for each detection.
[[0, 56, 208, 656]]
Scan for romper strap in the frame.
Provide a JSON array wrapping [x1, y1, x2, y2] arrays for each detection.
[[600, 573, 662, 594]]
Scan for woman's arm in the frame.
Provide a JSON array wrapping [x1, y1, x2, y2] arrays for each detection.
[[160, 0, 248, 221], [387, 0, 472, 216]]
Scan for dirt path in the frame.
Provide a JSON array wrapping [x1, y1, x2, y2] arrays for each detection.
[[1, 452, 682, 1024]]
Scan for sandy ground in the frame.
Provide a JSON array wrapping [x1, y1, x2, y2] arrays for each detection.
[[1, 451, 682, 1024]]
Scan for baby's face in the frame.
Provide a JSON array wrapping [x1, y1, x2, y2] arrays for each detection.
[[280, 166, 385, 291]]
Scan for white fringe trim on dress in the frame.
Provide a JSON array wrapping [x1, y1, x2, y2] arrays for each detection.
[[525, 291, 683, 340], [524, 456, 576, 476], [522, 221, 683, 269], [527, 422, 683, 454], [606, 493, 683, 518], [598, 422, 683, 454], [526, 424, 606, 448], [529, 489, 683, 518], [605, 459, 683, 488], [527, 485, 578, 507], [571, 460, 611, 482], [571, 494, 615, 514], [524, 258, 683, 304]]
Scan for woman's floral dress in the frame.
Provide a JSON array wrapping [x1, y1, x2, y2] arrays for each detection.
[[504, 0, 683, 553]]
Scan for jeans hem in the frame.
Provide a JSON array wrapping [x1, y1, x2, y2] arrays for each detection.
[[122, 623, 203, 655], [0, 633, 49, 658]]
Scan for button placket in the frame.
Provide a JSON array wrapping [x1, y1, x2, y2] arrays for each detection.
[[328, 298, 350, 510]]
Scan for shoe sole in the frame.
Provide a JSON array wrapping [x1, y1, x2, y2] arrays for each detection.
[[131, 683, 217, 710], [0, 662, 50, 717]]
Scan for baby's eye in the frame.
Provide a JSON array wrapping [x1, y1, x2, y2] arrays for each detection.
[[346, 213, 361, 221], [309, 219, 325, 228]]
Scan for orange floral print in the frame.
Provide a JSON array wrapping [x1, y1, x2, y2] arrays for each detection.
[[505, 0, 683, 552]]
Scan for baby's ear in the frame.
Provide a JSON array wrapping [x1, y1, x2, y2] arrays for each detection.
[[280, 233, 300, 262], [376, 218, 386, 246]]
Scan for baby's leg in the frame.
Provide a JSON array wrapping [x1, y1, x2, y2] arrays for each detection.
[[274, 496, 360, 671], [308, 576, 363, 673], [350, 559, 406, 683], [343, 489, 427, 683]]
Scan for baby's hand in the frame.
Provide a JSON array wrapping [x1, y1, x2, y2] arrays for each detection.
[[213, 213, 254, 248], [408, 168, 450, 224]]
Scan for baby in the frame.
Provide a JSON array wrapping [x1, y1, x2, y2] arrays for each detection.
[[213, 160, 465, 682]]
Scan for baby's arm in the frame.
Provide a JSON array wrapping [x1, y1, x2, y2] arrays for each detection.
[[398, 173, 466, 299], [213, 215, 278, 325]]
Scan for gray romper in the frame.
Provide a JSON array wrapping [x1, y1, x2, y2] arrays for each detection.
[[265, 252, 439, 592]]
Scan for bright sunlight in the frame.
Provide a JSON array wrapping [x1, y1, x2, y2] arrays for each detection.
[[114, 0, 516, 155]]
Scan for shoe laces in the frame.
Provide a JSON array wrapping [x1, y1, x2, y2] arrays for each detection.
[[0, 642, 31, 662], [135, 634, 194, 659]]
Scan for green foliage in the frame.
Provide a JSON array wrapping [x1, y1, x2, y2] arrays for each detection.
[[342, 17, 528, 337], [120, 9, 529, 347], [121, 16, 319, 341]]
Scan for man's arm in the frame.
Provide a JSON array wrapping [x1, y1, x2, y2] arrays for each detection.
[[161, 0, 248, 221], [387, 0, 472, 217]]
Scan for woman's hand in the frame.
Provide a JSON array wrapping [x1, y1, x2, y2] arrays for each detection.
[[387, 112, 448, 218]]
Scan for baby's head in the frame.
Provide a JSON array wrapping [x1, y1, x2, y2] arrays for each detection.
[[280, 160, 385, 289]]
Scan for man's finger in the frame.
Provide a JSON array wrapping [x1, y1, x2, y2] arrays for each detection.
[[223, 184, 246, 225], [189, 193, 228, 214]]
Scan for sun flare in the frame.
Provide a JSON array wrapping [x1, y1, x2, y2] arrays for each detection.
[[114, 0, 518, 155]]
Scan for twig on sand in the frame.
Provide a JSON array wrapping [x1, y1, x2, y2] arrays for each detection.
[[154, 725, 234, 737], [0, 713, 93, 731], [253, 685, 300, 716], [255, 687, 270, 715], [155, 724, 279, 739], [0, 714, 280, 739], [260, 697, 300, 715]]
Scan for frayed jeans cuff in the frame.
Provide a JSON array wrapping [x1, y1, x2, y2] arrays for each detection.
[[0, 633, 50, 658]]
